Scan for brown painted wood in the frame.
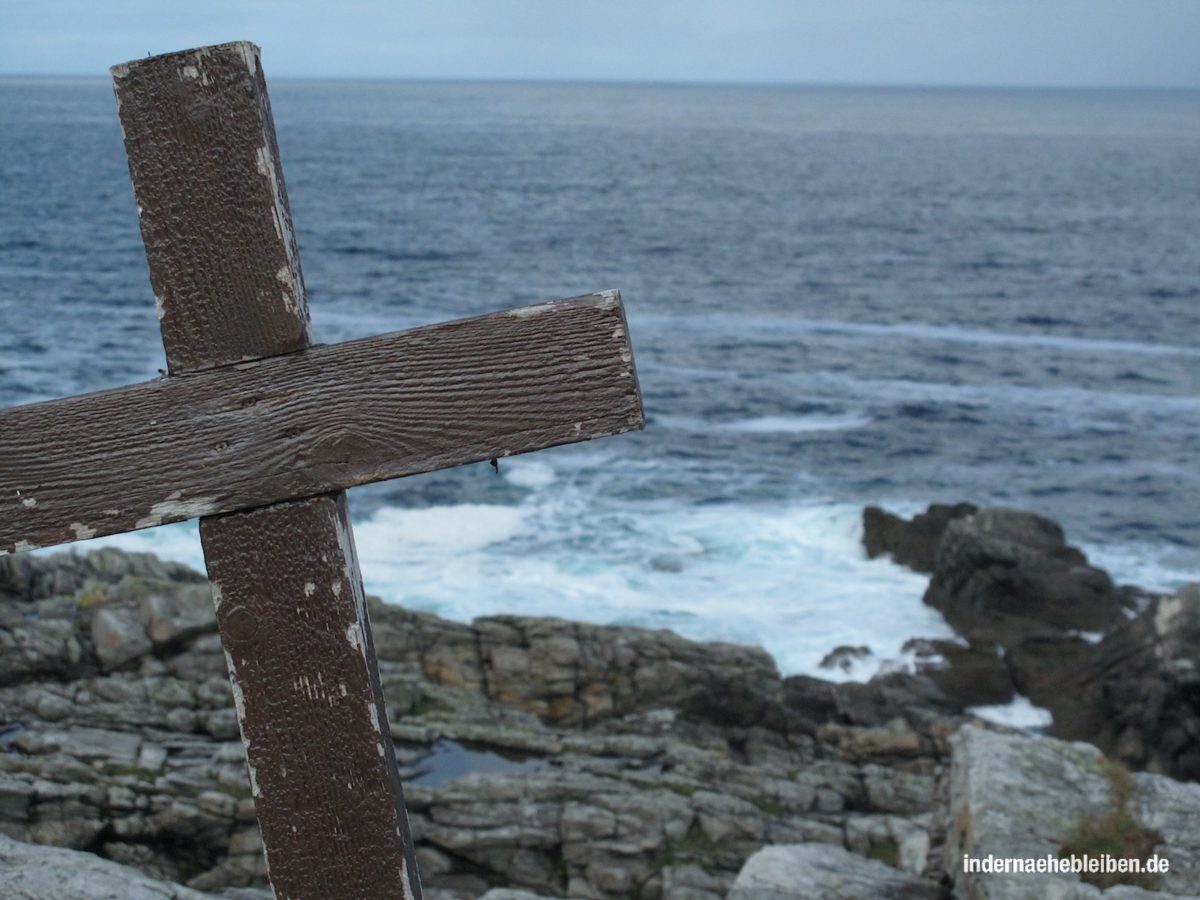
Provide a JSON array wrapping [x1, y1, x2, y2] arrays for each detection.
[[0, 291, 642, 556], [201, 494, 420, 898], [112, 42, 311, 375], [3, 39, 646, 900], [111, 42, 425, 900]]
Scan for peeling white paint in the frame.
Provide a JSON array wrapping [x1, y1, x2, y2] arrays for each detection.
[[180, 64, 199, 80], [303, 582, 316, 597], [331, 580, 342, 597], [210, 583, 224, 613], [13, 540, 37, 553], [340, 683, 348, 697], [70, 522, 96, 540], [377, 741, 385, 757], [135, 495, 218, 529], [366, 700, 381, 734], [346, 621, 365, 653], [153, 294, 167, 322], [573, 422, 583, 435], [237, 42, 258, 77], [253, 143, 303, 319], [21, 497, 36, 509], [400, 858, 417, 900], [254, 145, 271, 177], [594, 288, 620, 309], [224, 650, 260, 798], [508, 301, 557, 318], [332, 509, 370, 630]]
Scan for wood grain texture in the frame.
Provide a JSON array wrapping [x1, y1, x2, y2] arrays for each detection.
[[201, 494, 419, 899], [112, 42, 311, 374], [111, 43, 425, 900], [0, 291, 642, 556]]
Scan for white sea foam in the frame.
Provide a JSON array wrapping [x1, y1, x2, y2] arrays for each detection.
[[969, 694, 1054, 730], [353, 504, 527, 554], [502, 459, 557, 488], [656, 413, 872, 435], [37, 491, 1196, 699], [347, 496, 957, 680], [634, 312, 1200, 358], [718, 414, 874, 434], [1080, 540, 1200, 595]]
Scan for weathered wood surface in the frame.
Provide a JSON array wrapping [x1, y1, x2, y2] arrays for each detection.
[[111, 42, 426, 899], [0, 291, 643, 555], [201, 494, 419, 897], [4, 38, 645, 899], [112, 42, 311, 374]]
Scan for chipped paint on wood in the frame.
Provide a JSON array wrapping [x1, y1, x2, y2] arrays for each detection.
[[111, 41, 310, 375], [0, 291, 642, 554], [134, 496, 218, 530], [201, 495, 422, 897], [0, 37, 643, 900], [223, 648, 258, 797]]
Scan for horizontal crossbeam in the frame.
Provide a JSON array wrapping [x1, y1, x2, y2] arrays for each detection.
[[1, 290, 642, 555]]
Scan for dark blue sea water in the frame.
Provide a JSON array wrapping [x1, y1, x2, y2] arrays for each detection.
[[2, 78, 1198, 688]]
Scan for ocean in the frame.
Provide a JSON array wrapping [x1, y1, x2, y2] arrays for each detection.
[[2, 78, 1198, 698]]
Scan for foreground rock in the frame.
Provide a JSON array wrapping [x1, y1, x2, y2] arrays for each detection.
[[0, 547, 958, 898], [728, 843, 939, 899], [0, 831, 267, 900], [4, 541, 1198, 898], [945, 724, 1200, 898]]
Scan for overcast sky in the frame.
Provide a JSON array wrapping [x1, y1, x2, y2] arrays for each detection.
[[2, 1, 1198, 88]]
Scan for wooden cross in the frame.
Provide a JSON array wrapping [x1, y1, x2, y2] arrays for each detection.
[[0, 42, 643, 899]]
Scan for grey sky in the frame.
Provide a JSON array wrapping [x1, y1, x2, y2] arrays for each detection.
[[2, 0, 1197, 88]]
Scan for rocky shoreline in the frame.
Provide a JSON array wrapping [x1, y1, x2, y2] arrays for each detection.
[[0, 504, 1197, 898]]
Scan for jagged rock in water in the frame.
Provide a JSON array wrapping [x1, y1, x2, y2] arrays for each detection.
[[862, 503, 978, 574], [902, 637, 1015, 709], [924, 507, 1125, 643], [819, 644, 871, 673], [1048, 583, 1200, 781]]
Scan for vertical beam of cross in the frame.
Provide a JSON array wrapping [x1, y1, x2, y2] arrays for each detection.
[[112, 44, 422, 898]]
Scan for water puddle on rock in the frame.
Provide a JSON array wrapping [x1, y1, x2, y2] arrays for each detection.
[[406, 739, 548, 787]]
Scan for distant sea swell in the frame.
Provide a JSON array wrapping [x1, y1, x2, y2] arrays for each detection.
[[1, 78, 1197, 691]]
